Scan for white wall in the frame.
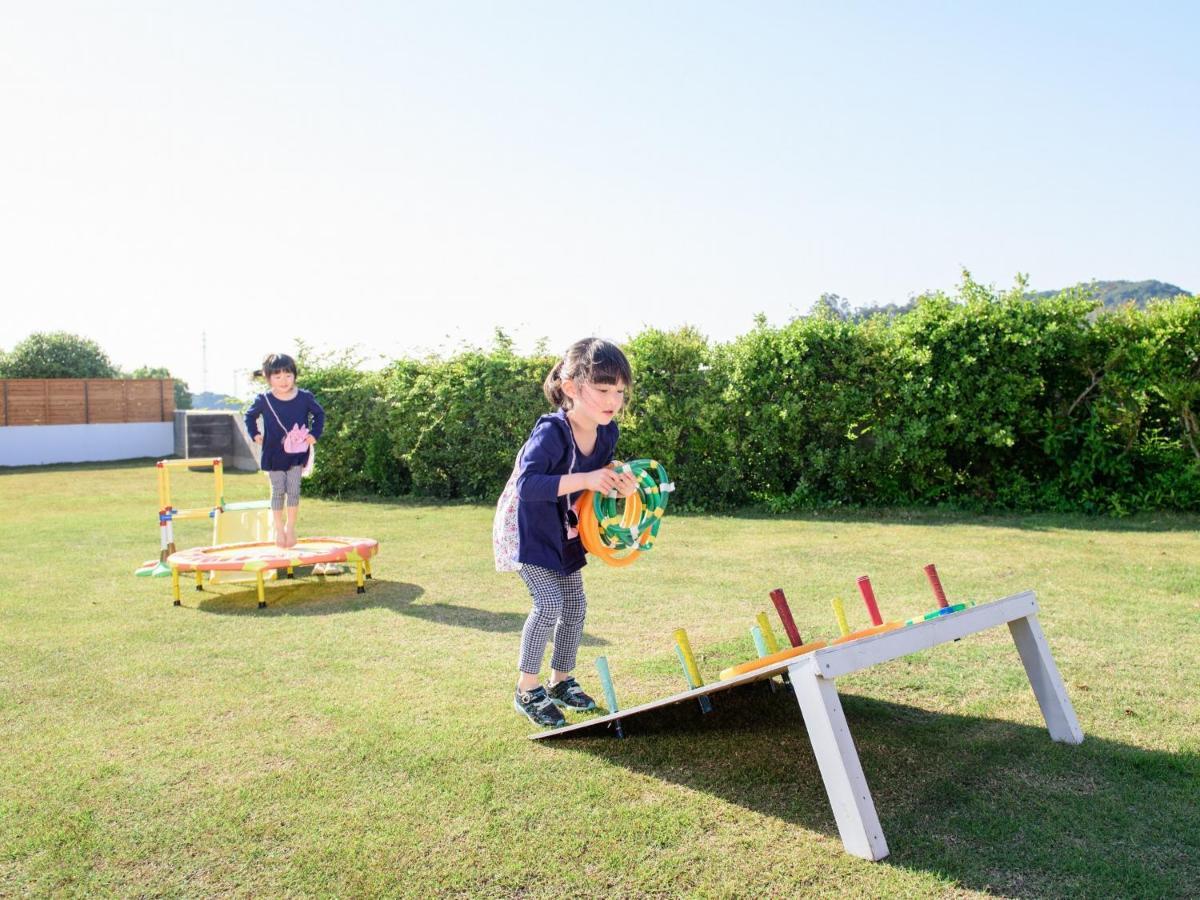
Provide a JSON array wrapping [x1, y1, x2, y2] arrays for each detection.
[[0, 423, 174, 467]]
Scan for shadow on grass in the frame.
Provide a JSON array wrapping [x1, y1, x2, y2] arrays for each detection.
[[546, 687, 1198, 898], [187, 575, 609, 644]]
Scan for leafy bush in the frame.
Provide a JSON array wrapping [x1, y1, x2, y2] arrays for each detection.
[[1, 332, 118, 379], [296, 282, 1200, 514]]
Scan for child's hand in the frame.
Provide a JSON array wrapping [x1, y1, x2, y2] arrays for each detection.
[[305, 435, 317, 446], [613, 470, 638, 498], [254, 435, 263, 445], [582, 468, 624, 495]]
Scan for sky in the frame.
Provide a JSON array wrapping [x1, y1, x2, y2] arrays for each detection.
[[2, 2, 1197, 397]]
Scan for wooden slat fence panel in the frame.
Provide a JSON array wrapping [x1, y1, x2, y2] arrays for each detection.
[[4, 381, 50, 425], [85, 380, 127, 423], [0, 379, 174, 425], [125, 380, 170, 423], [48, 379, 86, 424]]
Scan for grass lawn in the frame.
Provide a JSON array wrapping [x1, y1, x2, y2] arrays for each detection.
[[2, 461, 1197, 898]]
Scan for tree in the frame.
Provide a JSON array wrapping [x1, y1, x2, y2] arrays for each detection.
[[812, 293, 854, 320], [0, 332, 117, 379], [129, 366, 192, 410]]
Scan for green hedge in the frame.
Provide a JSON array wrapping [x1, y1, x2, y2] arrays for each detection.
[[297, 280, 1200, 514]]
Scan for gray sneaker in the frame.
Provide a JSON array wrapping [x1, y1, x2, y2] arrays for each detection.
[[514, 686, 566, 728], [547, 677, 597, 711]]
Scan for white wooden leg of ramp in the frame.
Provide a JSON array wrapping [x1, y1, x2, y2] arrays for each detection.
[[785, 590, 1082, 861], [789, 655, 889, 861], [1008, 613, 1084, 744]]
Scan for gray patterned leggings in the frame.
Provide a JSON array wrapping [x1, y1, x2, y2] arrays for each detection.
[[267, 466, 303, 510], [518, 564, 587, 675]]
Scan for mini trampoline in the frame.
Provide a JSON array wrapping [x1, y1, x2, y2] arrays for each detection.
[[167, 537, 380, 608]]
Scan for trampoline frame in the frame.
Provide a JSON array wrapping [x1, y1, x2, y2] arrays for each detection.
[[168, 537, 379, 608]]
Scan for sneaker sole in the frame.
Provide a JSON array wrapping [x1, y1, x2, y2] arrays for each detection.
[[549, 698, 597, 712], [513, 697, 565, 728]]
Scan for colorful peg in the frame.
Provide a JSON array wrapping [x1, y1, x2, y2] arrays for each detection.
[[769, 588, 803, 648], [750, 624, 778, 692], [924, 563, 949, 609], [857, 575, 884, 626], [750, 625, 769, 658], [674, 645, 692, 685], [594, 656, 625, 738], [673, 629, 703, 688], [831, 596, 851, 637], [673, 629, 713, 713], [755, 612, 781, 654], [754, 612, 788, 682]]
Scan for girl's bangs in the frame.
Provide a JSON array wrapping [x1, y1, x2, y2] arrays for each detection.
[[587, 350, 632, 386], [263, 354, 297, 376]]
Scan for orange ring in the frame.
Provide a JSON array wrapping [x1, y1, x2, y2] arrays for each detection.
[[830, 621, 902, 644], [576, 491, 643, 567], [718, 639, 827, 681]]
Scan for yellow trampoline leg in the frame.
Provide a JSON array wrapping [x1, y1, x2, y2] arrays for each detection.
[[194, 570, 203, 592], [364, 559, 372, 580], [171, 568, 181, 606], [355, 560, 365, 594], [256, 571, 266, 609]]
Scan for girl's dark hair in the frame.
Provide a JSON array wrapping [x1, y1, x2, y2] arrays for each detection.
[[253, 353, 298, 379], [543, 338, 632, 409]]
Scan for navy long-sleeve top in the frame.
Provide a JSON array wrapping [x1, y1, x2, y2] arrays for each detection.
[[244, 389, 326, 471], [516, 409, 619, 574]]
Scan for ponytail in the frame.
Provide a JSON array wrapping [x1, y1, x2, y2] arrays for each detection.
[[543, 360, 567, 407]]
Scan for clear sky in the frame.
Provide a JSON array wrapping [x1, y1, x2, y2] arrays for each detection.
[[2, 2, 1197, 396]]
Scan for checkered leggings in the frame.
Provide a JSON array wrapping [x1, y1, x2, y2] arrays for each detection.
[[518, 564, 587, 675], [266, 466, 303, 510]]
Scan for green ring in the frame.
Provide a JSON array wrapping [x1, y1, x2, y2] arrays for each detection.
[[590, 459, 672, 553]]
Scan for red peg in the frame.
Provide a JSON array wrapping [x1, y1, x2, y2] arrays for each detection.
[[924, 563, 949, 609], [856, 575, 883, 626], [769, 588, 803, 648]]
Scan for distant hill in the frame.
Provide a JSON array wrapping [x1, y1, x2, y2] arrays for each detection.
[[1031, 279, 1191, 310], [189, 391, 244, 411]]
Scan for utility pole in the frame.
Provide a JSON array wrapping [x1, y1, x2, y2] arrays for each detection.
[[201, 331, 208, 393]]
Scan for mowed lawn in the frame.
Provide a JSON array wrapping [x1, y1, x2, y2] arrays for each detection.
[[1, 461, 1197, 898]]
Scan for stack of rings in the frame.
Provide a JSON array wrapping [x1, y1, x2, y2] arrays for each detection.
[[575, 459, 674, 567]]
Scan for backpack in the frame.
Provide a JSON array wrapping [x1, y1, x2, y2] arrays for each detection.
[[492, 416, 577, 572]]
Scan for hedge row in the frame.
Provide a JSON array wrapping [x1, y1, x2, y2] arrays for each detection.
[[299, 279, 1200, 514]]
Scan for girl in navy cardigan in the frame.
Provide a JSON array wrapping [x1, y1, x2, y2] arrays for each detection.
[[509, 339, 637, 728], [244, 353, 325, 549]]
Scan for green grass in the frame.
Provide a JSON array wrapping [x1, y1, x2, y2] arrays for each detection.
[[2, 461, 1197, 898]]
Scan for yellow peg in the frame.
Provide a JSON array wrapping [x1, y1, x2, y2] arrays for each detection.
[[673, 628, 704, 688], [832, 596, 851, 637]]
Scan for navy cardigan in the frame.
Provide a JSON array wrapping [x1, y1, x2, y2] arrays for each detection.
[[516, 409, 619, 574], [244, 389, 326, 471]]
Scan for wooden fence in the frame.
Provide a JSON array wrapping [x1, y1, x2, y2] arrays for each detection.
[[0, 379, 175, 426]]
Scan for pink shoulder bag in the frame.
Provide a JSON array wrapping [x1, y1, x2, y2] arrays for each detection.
[[264, 395, 316, 477]]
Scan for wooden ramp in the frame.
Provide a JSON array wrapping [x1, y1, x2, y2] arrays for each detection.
[[531, 591, 1084, 863]]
